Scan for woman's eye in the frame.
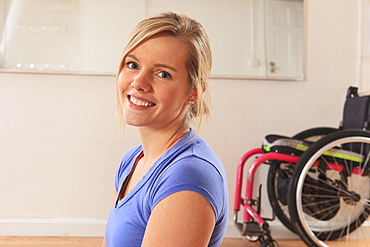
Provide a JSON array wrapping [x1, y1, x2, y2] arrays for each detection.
[[158, 71, 171, 79], [127, 62, 139, 70]]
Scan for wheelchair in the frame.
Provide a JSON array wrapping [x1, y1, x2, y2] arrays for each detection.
[[234, 86, 370, 246]]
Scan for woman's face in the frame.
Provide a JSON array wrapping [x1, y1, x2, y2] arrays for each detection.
[[117, 33, 191, 130]]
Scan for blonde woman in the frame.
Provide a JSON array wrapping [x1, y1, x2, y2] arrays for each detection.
[[103, 12, 228, 247]]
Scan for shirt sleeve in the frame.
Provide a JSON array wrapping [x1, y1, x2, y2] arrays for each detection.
[[149, 155, 226, 219]]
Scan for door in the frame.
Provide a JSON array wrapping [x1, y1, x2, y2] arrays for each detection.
[[265, 0, 304, 78]]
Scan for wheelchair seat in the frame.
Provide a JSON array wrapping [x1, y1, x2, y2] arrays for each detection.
[[262, 134, 311, 156]]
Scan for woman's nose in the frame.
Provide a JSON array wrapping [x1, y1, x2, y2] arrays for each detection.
[[131, 70, 152, 92]]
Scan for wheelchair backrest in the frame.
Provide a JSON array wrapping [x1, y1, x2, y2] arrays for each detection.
[[342, 86, 370, 131], [342, 86, 370, 155]]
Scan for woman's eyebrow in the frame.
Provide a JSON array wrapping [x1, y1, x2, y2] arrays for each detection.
[[126, 54, 178, 73], [154, 63, 178, 73], [126, 54, 138, 60]]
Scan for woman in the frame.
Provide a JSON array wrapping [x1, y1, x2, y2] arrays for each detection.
[[103, 12, 228, 247]]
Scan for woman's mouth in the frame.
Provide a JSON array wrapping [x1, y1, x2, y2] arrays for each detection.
[[129, 95, 156, 107]]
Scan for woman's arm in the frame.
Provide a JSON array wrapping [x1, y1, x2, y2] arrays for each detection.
[[141, 190, 216, 247]]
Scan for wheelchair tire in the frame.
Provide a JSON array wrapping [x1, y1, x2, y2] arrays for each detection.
[[267, 127, 337, 234], [288, 130, 370, 247]]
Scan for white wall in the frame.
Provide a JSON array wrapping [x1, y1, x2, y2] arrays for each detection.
[[361, 0, 370, 92], [0, 0, 365, 239]]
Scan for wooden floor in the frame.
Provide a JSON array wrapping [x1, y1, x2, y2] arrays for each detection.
[[0, 237, 303, 247], [0, 236, 369, 247]]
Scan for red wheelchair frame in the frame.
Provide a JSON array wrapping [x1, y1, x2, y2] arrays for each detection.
[[233, 148, 299, 244]]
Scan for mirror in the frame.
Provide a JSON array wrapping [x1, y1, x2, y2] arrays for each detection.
[[0, 0, 304, 80]]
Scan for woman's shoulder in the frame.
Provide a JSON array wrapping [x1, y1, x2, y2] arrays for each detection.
[[174, 133, 224, 173], [160, 134, 226, 184], [151, 139, 228, 218]]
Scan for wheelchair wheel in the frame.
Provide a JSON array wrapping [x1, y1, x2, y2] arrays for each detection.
[[288, 130, 370, 247], [267, 127, 337, 234]]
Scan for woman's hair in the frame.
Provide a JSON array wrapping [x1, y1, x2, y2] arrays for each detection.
[[116, 12, 212, 130]]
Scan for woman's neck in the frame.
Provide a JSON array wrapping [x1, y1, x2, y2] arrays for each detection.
[[138, 125, 189, 164]]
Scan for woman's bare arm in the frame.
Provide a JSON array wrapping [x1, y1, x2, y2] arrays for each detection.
[[141, 190, 215, 247]]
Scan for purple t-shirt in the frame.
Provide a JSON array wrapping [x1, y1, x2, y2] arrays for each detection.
[[105, 130, 228, 247]]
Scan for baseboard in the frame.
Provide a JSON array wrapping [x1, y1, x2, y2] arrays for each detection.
[[0, 218, 106, 237]]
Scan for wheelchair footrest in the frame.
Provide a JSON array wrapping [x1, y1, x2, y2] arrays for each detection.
[[235, 221, 263, 236]]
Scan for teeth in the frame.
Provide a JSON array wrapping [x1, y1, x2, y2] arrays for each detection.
[[130, 96, 154, 107]]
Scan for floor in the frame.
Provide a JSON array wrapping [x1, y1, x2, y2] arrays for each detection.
[[0, 237, 303, 247], [0, 236, 369, 247]]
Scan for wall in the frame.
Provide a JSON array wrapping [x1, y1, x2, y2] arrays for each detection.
[[0, 0, 362, 239], [361, 0, 370, 92]]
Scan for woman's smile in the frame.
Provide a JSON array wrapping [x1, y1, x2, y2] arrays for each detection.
[[128, 95, 156, 107]]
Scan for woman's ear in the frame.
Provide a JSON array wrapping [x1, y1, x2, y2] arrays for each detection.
[[188, 87, 198, 105]]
